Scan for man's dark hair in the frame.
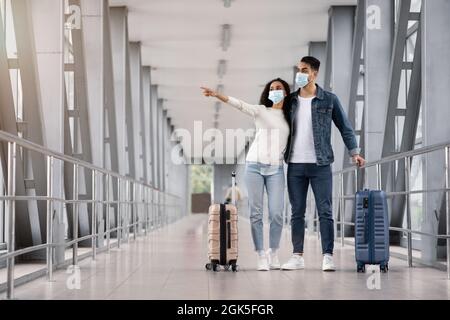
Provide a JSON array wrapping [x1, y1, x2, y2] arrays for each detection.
[[301, 56, 321, 71]]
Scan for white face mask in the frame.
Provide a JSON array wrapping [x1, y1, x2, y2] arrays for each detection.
[[295, 72, 310, 88], [268, 90, 284, 104]]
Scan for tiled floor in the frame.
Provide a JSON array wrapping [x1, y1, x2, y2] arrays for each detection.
[[1, 214, 449, 300], [0, 246, 98, 290]]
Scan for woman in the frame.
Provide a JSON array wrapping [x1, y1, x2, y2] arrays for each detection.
[[201, 78, 290, 271]]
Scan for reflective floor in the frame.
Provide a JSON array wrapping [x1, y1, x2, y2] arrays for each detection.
[[1, 214, 449, 300]]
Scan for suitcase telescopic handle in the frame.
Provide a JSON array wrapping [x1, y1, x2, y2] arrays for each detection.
[[363, 197, 369, 244], [231, 172, 236, 206]]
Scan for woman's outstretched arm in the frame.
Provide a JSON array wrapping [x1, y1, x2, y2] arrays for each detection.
[[201, 87, 261, 117], [201, 86, 229, 103]]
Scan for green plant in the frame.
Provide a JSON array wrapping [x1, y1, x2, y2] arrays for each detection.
[[191, 165, 212, 194]]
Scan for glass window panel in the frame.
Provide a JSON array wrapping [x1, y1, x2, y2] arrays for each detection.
[[0, 0, 4, 19], [69, 116, 75, 147], [407, 20, 417, 30], [410, 0, 422, 13], [190, 165, 212, 194], [410, 155, 423, 240], [64, 71, 75, 110], [394, 0, 400, 24], [9, 69, 18, 115], [9, 68, 22, 121], [355, 101, 364, 131], [415, 105, 423, 144], [395, 116, 405, 152], [63, 205, 69, 240], [406, 69, 412, 99], [398, 69, 407, 109], [406, 33, 417, 61], [5, 0, 16, 58], [64, 29, 74, 64], [357, 73, 364, 96]]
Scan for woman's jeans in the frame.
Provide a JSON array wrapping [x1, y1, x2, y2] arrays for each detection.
[[245, 162, 285, 252]]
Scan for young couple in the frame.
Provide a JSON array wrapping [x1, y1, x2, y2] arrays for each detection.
[[201, 56, 365, 272]]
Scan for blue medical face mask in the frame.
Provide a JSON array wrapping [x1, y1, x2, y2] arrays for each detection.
[[295, 72, 310, 88], [268, 90, 285, 104]]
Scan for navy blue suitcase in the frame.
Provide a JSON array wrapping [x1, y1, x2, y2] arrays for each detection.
[[354, 189, 389, 273]]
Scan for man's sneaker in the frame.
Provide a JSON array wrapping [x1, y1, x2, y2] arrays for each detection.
[[257, 254, 270, 271], [322, 254, 336, 271], [266, 249, 281, 270], [281, 254, 305, 270]]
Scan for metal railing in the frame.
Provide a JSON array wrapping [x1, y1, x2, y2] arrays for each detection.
[[326, 141, 450, 279], [0, 130, 184, 299]]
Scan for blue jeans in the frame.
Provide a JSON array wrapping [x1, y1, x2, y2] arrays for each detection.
[[245, 162, 285, 252], [287, 163, 334, 255]]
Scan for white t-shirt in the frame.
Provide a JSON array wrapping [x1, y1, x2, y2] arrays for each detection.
[[290, 96, 317, 163], [227, 97, 290, 165]]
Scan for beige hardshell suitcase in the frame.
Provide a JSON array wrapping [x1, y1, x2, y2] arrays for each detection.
[[205, 173, 239, 272]]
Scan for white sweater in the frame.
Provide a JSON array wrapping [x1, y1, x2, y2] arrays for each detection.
[[227, 96, 290, 165]]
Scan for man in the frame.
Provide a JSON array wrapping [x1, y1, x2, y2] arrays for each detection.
[[281, 56, 365, 271]]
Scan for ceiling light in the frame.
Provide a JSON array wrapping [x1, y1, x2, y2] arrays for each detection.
[[221, 24, 231, 51], [222, 0, 233, 8], [217, 60, 227, 79], [214, 102, 221, 113]]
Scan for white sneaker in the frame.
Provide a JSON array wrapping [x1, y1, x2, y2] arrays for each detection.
[[322, 254, 336, 271], [266, 249, 280, 270], [257, 254, 269, 271], [281, 254, 305, 270]]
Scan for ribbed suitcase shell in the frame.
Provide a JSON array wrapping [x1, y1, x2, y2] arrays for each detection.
[[355, 190, 389, 268], [207, 203, 238, 264]]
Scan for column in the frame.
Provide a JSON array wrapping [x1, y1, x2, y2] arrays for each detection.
[[422, 0, 450, 264]]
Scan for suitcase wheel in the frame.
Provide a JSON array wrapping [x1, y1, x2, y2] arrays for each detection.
[[231, 264, 238, 272], [380, 263, 389, 273], [356, 263, 365, 273], [205, 262, 219, 271]]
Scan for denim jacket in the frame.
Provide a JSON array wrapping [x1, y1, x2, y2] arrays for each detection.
[[284, 84, 360, 166]]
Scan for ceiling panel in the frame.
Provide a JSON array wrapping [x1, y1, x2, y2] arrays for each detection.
[[110, 0, 356, 159]]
